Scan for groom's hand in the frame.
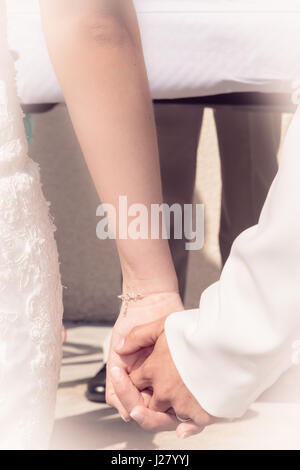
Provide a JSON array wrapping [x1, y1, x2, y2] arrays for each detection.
[[114, 318, 214, 437], [106, 292, 184, 422]]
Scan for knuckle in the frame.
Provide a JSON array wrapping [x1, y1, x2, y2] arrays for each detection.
[[151, 394, 170, 412], [141, 361, 153, 381], [174, 405, 189, 420], [106, 391, 112, 404], [130, 327, 141, 343], [158, 384, 173, 400], [106, 395, 113, 407], [155, 387, 172, 406], [105, 389, 116, 409], [194, 411, 212, 428]]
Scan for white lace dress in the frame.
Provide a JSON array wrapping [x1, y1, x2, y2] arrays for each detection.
[[0, 0, 63, 449]]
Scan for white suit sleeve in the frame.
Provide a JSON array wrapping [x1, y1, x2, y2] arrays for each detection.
[[165, 107, 300, 419]]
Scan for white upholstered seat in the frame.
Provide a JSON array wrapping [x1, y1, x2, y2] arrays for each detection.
[[7, 0, 300, 104]]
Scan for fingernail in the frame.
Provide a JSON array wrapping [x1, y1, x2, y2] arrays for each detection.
[[110, 366, 122, 382], [130, 410, 145, 425], [121, 414, 131, 423]]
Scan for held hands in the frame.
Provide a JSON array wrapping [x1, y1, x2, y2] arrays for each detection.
[[111, 317, 214, 438], [106, 291, 185, 422]]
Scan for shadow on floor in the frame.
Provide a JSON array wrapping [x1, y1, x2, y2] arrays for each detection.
[[50, 406, 158, 450], [62, 340, 103, 360]]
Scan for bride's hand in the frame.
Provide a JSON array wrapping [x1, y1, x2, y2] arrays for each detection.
[[106, 291, 183, 421]]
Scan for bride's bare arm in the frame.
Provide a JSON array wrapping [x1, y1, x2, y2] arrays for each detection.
[[39, 0, 178, 295], [39, 0, 183, 421]]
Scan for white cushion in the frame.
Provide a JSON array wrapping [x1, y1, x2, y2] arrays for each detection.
[[7, 0, 300, 104]]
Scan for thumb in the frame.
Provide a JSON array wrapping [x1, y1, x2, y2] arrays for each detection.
[[116, 317, 165, 355]]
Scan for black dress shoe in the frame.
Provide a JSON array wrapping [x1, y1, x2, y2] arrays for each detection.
[[85, 364, 107, 403]]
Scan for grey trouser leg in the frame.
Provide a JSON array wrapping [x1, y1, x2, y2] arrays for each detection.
[[154, 103, 204, 300], [214, 107, 281, 264]]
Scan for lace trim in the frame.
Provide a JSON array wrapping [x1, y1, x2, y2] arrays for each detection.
[[0, 0, 63, 448]]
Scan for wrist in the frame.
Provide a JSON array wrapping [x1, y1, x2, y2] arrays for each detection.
[[120, 252, 178, 296], [118, 287, 183, 320], [122, 274, 179, 297]]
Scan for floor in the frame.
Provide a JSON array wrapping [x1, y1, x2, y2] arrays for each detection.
[[51, 323, 300, 450]]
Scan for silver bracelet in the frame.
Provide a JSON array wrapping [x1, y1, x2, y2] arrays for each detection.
[[118, 292, 143, 316]]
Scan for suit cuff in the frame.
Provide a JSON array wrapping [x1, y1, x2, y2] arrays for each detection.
[[165, 283, 290, 419]]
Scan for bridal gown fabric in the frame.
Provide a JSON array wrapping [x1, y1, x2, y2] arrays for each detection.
[[0, 1, 63, 449], [166, 107, 300, 419]]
